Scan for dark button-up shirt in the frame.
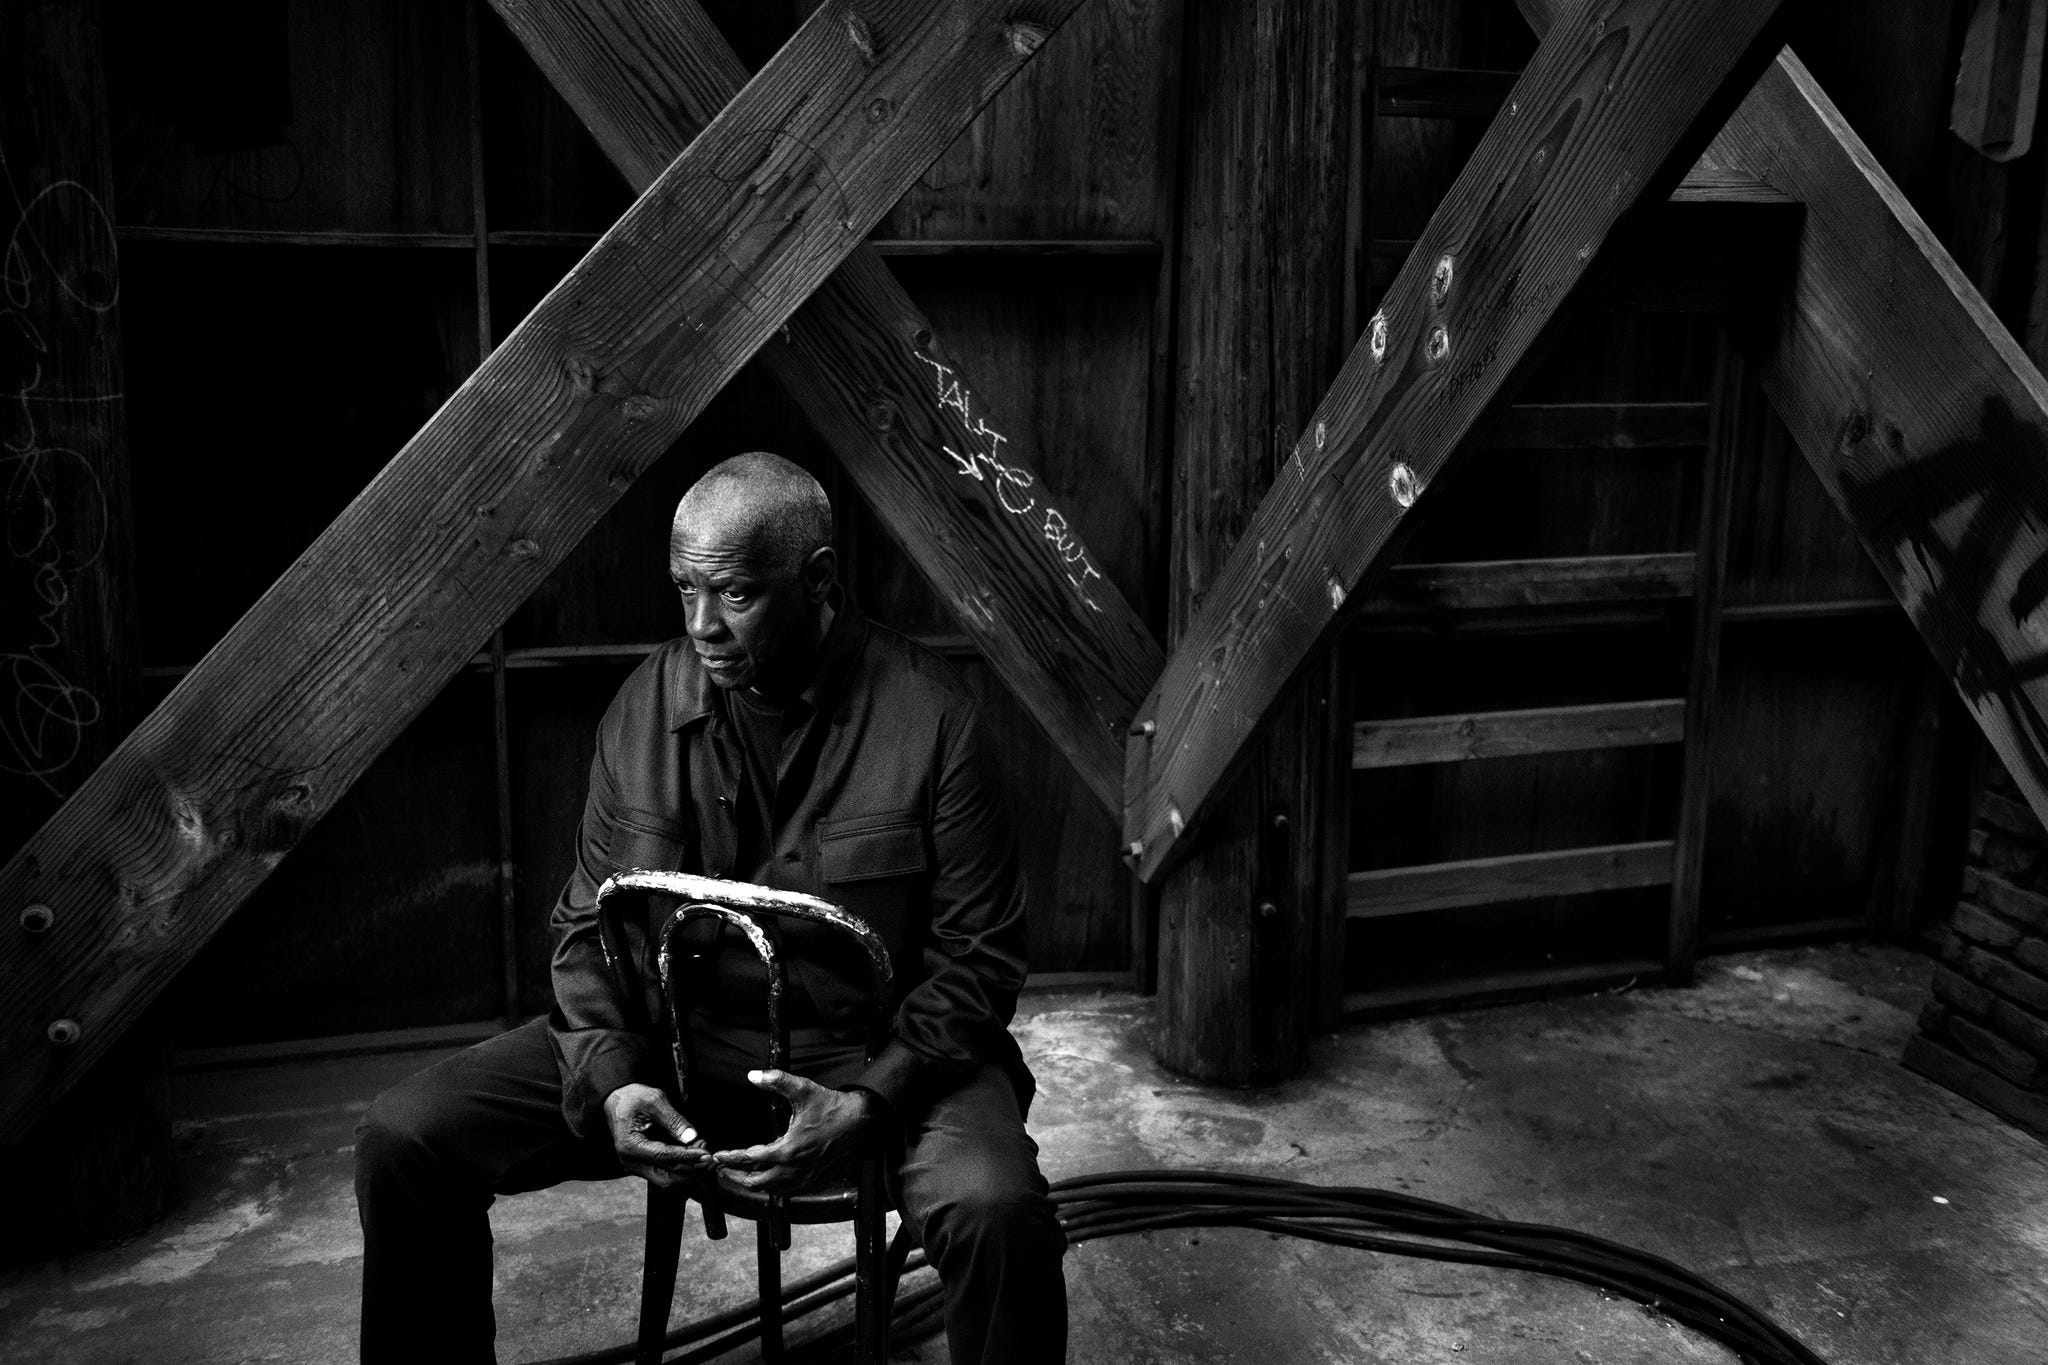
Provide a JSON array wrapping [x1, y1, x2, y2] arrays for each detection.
[[545, 595, 1034, 1140]]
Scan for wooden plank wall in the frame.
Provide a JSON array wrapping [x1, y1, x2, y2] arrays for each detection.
[[43, 0, 2003, 1047], [97, 0, 1176, 1046]]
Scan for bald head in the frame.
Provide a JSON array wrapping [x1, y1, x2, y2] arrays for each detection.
[[672, 451, 833, 576], [668, 453, 837, 696]]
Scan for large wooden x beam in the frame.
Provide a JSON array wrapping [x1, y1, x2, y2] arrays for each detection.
[[1524, 0, 2048, 843], [489, 0, 1159, 817], [1121, 0, 1790, 881], [0, 0, 1083, 1143]]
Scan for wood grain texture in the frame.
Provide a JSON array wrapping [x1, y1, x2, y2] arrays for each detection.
[[1346, 839, 1677, 917], [1, 0, 165, 1250], [1353, 698, 1685, 768], [490, 0, 1159, 816], [1125, 0, 1789, 882], [876, 0, 1179, 239], [1665, 339, 1746, 982], [0, 0, 1082, 1142], [1149, 0, 1367, 1084]]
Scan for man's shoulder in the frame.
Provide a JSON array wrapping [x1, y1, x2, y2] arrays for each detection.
[[597, 638, 705, 735], [857, 619, 979, 716]]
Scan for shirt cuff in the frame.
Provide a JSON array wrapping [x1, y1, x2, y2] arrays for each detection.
[[853, 1038, 928, 1116]]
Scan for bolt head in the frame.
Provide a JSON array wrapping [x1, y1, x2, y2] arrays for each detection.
[[46, 1018, 81, 1046], [19, 903, 54, 934], [1257, 901, 1279, 920]]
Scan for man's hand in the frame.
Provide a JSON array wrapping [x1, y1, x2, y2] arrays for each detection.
[[711, 1070, 878, 1194], [604, 1083, 711, 1188]]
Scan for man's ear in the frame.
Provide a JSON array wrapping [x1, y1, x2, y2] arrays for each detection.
[[802, 545, 837, 602]]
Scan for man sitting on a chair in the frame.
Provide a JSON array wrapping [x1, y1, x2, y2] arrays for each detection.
[[354, 452, 1067, 1363]]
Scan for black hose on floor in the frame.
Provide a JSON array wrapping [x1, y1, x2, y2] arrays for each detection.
[[531, 1169, 1825, 1365]]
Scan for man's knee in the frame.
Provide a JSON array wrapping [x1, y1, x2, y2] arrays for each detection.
[[356, 1075, 462, 1187], [919, 1166, 1062, 1257]]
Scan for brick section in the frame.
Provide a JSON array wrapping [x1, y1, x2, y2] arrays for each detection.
[[1963, 869, 2048, 934], [1910, 760, 2048, 1141], [1953, 902, 2025, 951]]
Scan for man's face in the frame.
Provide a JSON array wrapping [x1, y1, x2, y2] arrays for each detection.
[[669, 511, 825, 696]]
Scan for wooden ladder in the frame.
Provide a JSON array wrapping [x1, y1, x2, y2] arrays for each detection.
[[1335, 357, 1747, 1019]]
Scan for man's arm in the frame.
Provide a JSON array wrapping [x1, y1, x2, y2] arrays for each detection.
[[545, 689, 679, 1145], [856, 698, 1031, 1113]]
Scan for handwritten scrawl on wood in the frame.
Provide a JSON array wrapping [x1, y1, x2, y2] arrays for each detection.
[[913, 346, 1108, 613], [1839, 396, 2048, 792]]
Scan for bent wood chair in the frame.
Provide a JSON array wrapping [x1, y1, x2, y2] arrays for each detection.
[[595, 870, 904, 1365]]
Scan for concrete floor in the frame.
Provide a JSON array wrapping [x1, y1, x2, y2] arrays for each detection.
[[3, 942, 2046, 1364]]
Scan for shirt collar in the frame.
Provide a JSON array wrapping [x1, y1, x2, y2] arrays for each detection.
[[668, 586, 867, 733]]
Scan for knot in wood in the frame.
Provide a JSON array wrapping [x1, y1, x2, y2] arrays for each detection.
[[621, 393, 659, 422], [1425, 326, 1450, 363], [843, 7, 877, 62], [1389, 462, 1421, 508], [509, 538, 542, 560], [1838, 410, 1872, 451], [1005, 21, 1049, 58], [865, 399, 896, 431], [1369, 310, 1388, 363], [866, 97, 894, 125], [565, 354, 598, 393], [1431, 255, 1455, 307]]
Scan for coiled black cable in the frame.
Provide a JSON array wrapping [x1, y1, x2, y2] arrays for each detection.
[[531, 1169, 1826, 1365]]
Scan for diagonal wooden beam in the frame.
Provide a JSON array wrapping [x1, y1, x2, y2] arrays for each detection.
[[488, 0, 1159, 817], [1119, 0, 1790, 882], [1521, 0, 2048, 840], [0, 0, 1086, 1143]]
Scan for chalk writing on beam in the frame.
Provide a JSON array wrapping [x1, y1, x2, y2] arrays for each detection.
[[1, 144, 117, 796], [911, 349, 1106, 613]]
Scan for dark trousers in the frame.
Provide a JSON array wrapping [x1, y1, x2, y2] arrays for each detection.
[[354, 1018, 1066, 1364]]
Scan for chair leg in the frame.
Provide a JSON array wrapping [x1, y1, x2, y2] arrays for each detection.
[[637, 1183, 689, 1365], [853, 1158, 891, 1365], [756, 1217, 784, 1364]]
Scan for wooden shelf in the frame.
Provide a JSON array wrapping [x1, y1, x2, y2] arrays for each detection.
[[113, 224, 1163, 258], [1376, 66, 1519, 120], [1474, 401, 1709, 452], [1720, 598, 1897, 621], [1354, 698, 1685, 769], [1364, 552, 1697, 613], [484, 229, 1162, 256], [117, 225, 475, 248], [1347, 839, 1677, 919]]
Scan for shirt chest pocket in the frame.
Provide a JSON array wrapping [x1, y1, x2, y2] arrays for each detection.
[[813, 810, 928, 972], [604, 809, 689, 876]]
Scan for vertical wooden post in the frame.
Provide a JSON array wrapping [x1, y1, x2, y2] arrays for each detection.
[[465, 0, 521, 1026], [0, 0, 161, 1249], [1152, 0, 1369, 1083], [1666, 338, 1746, 982]]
